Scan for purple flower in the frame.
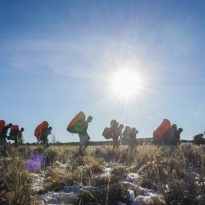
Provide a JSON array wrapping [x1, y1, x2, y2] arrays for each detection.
[[26, 153, 44, 172]]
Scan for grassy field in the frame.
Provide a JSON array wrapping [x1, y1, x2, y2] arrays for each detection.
[[0, 143, 205, 205]]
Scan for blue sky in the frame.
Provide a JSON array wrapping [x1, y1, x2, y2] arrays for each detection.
[[0, 0, 205, 143]]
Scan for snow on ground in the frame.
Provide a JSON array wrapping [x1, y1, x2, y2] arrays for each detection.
[[33, 190, 79, 205], [30, 172, 47, 192], [31, 161, 164, 205]]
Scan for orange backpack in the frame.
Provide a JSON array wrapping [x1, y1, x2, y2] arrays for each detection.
[[67, 111, 86, 134], [153, 119, 171, 139]]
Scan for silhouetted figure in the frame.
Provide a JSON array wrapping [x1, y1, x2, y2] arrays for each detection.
[[128, 127, 139, 151], [40, 126, 52, 148], [0, 123, 12, 146], [175, 128, 183, 145], [78, 116, 93, 156], [8, 126, 24, 147], [1, 123, 12, 138]]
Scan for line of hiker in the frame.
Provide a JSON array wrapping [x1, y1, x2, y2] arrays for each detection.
[[0, 114, 184, 154], [0, 120, 24, 147], [102, 119, 139, 151]]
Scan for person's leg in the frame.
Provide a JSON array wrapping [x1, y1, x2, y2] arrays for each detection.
[[42, 136, 47, 148], [45, 137, 49, 148], [82, 141, 89, 151], [113, 137, 118, 149], [82, 135, 90, 152], [79, 144, 83, 154], [15, 135, 18, 147], [78, 135, 85, 156], [37, 135, 41, 143]]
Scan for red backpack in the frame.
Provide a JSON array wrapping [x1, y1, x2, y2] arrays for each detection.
[[34, 121, 49, 137], [0, 120, 6, 134], [10, 125, 19, 132]]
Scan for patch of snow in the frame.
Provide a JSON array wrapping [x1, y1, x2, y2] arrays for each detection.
[[34, 191, 78, 204], [31, 161, 165, 205], [55, 161, 67, 169], [124, 172, 142, 183], [31, 171, 47, 191], [121, 181, 164, 205], [102, 165, 111, 176]]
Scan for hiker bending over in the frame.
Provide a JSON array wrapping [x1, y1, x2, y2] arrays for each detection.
[[0, 123, 12, 146], [8, 126, 24, 147], [1, 123, 12, 138], [78, 116, 93, 156]]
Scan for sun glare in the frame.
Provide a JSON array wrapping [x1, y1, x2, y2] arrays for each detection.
[[110, 70, 142, 99]]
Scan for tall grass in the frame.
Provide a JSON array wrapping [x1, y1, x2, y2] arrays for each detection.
[[1, 143, 205, 204]]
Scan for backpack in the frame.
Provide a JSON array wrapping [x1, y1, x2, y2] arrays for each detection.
[[123, 126, 131, 141], [10, 125, 19, 137], [102, 127, 112, 139], [10, 125, 19, 132], [113, 124, 124, 137], [153, 119, 171, 139], [34, 121, 49, 137], [67, 118, 85, 134], [0, 120, 6, 134]]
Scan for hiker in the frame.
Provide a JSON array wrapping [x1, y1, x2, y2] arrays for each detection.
[[170, 124, 178, 145], [17, 128, 25, 146], [175, 128, 183, 145], [112, 121, 124, 149], [0, 123, 12, 147], [1, 123, 12, 138], [77, 116, 93, 156], [153, 119, 171, 146], [122, 126, 132, 145], [8, 125, 24, 147], [0, 123, 12, 145], [164, 126, 175, 145], [40, 126, 52, 148], [128, 127, 139, 151], [34, 121, 49, 143], [164, 124, 180, 146]]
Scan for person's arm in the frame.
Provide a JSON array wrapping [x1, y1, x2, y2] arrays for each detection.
[[134, 137, 138, 145], [80, 121, 88, 135]]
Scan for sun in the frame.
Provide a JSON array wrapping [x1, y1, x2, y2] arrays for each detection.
[[110, 70, 142, 99]]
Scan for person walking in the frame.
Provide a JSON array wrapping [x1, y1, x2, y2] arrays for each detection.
[[77, 116, 93, 156], [40, 126, 52, 148], [0, 123, 12, 146]]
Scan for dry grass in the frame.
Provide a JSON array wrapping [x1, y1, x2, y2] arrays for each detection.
[[0, 147, 31, 205], [1, 143, 205, 204]]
